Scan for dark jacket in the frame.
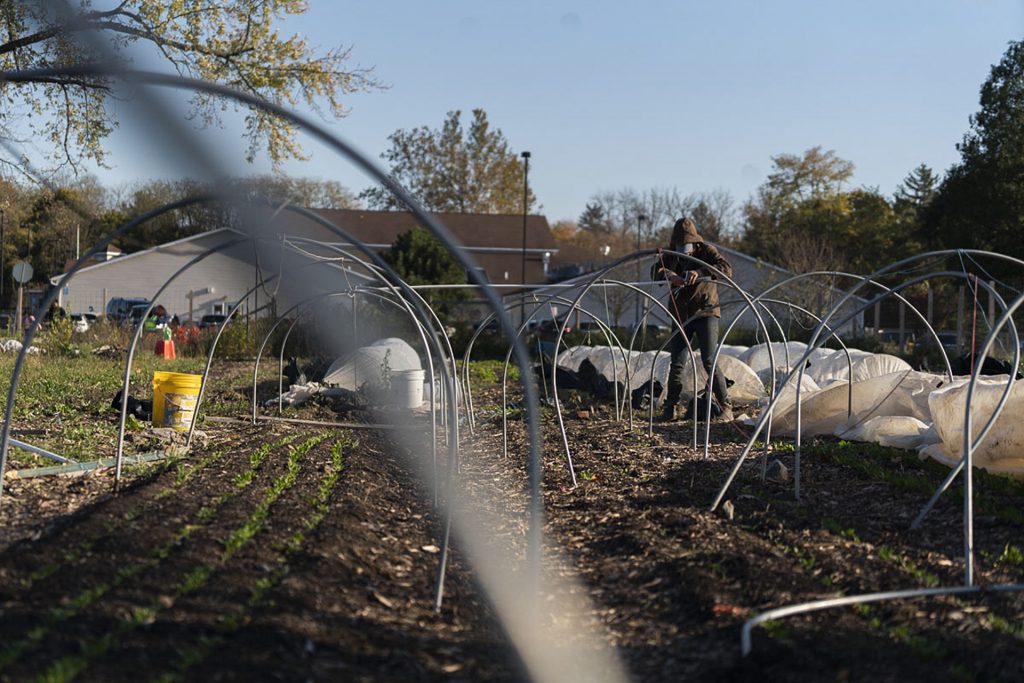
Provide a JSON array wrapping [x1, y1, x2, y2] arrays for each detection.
[[653, 218, 732, 322]]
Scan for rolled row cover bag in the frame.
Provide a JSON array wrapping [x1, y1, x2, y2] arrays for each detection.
[[322, 338, 421, 391]]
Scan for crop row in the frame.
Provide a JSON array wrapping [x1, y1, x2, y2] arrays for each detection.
[[155, 435, 355, 682], [22, 434, 296, 592], [0, 433, 314, 672], [33, 432, 343, 682]]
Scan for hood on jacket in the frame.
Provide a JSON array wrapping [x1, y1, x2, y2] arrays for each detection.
[[670, 217, 703, 248]]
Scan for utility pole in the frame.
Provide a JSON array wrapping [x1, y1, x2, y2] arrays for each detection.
[[635, 213, 647, 328], [520, 150, 531, 328], [0, 208, 5, 307]]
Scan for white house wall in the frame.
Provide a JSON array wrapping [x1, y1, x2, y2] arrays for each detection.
[[56, 231, 260, 320]]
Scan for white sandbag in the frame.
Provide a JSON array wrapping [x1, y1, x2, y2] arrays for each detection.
[[834, 415, 932, 451], [322, 338, 421, 390], [770, 370, 943, 437], [921, 377, 1024, 475]]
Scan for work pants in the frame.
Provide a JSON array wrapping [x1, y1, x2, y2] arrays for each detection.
[[664, 316, 730, 408]]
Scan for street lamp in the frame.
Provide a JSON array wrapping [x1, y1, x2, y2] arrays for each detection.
[[0, 208, 5, 307], [635, 213, 647, 328], [520, 150, 531, 327]]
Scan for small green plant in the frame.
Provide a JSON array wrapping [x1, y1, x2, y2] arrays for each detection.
[[760, 618, 794, 642], [42, 317, 76, 356], [995, 543, 1024, 568]]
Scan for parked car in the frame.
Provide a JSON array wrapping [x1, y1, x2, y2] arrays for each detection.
[[106, 297, 150, 322], [198, 314, 228, 329]]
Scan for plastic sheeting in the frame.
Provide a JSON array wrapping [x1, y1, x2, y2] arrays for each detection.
[[919, 377, 1024, 476], [769, 370, 944, 438], [322, 338, 422, 391], [756, 367, 820, 398], [718, 344, 749, 360], [553, 345, 765, 404]]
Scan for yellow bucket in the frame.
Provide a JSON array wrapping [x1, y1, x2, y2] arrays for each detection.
[[152, 371, 203, 431]]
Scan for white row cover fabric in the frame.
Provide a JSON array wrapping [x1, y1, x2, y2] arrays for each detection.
[[768, 370, 943, 438], [554, 345, 765, 402], [717, 344, 749, 360], [553, 341, 1024, 474], [805, 350, 909, 385], [836, 415, 935, 451], [920, 377, 1024, 476], [739, 342, 808, 375], [322, 337, 422, 391]]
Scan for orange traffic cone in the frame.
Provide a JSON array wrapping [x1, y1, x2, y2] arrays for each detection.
[[155, 339, 176, 359]]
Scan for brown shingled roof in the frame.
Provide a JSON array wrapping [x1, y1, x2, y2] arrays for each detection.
[[292, 209, 557, 251]]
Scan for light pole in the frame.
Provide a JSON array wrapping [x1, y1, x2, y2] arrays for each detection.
[[520, 150, 531, 327], [0, 208, 5, 308], [635, 213, 647, 328]]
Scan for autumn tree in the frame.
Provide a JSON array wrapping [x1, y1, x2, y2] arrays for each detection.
[[360, 109, 535, 214], [740, 146, 855, 263], [0, 1, 379, 173]]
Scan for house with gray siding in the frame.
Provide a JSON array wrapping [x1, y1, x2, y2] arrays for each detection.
[[50, 209, 560, 321]]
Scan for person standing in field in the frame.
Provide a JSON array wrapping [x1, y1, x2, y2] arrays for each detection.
[[653, 217, 734, 421]]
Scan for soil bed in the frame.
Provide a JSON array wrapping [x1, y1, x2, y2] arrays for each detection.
[[0, 373, 1021, 681]]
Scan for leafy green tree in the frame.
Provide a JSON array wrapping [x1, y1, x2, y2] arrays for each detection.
[[578, 203, 613, 235], [234, 175, 360, 210], [892, 164, 937, 248], [739, 149, 919, 275], [0, 1, 379, 172], [895, 164, 938, 209], [741, 146, 855, 263], [361, 109, 535, 214], [384, 227, 470, 316], [925, 40, 1024, 276]]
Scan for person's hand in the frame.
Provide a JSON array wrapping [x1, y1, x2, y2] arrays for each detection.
[[683, 270, 699, 285]]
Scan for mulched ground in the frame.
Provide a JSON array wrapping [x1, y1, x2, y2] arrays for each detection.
[[0, 376, 1022, 681]]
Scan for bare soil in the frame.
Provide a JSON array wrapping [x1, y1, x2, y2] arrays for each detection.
[[0, 374, 1022, 681]]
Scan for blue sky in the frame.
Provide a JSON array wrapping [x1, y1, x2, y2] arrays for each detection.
[[99, 1, 1024, 225]]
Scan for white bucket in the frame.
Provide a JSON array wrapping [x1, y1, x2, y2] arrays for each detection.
[[392, 369, 425, 409]]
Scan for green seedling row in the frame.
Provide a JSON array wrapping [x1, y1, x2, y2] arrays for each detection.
[[22, 435, 297, 594], [33, 432, 335, 682], [155, 435, 356, 682], [0, 434, 305, 671]]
